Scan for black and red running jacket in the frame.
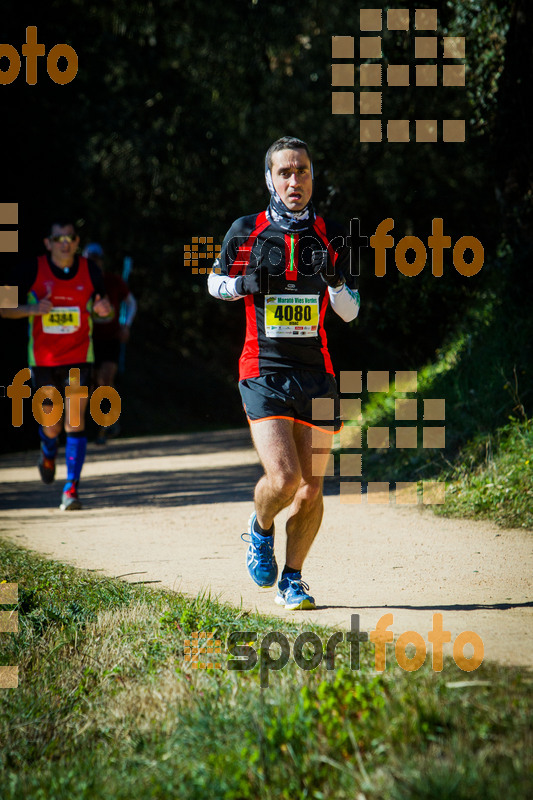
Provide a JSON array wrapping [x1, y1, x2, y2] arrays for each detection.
[[208, 211, 359, 381]]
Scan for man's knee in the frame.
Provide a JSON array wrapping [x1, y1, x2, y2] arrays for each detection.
[[65, 423, 86, 434], [42, 421, 63, 438], [266, 469, 301, 502], [296, 478, 323, 505]]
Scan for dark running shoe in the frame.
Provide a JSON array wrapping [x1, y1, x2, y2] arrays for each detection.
[[38, 450, 56, 484]]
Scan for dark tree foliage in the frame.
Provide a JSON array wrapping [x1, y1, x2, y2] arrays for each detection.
[[1, 0, 527, 449]]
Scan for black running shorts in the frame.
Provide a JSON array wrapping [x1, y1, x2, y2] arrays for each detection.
[[31, 364, 93, 395], [239, 370, 342, 433]]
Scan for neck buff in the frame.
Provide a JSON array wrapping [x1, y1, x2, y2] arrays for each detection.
[[265, 155, 316, 233]]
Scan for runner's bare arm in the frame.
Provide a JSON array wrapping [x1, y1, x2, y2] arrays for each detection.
[[0, 289, 53, 318]]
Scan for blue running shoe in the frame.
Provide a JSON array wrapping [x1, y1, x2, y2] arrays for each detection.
[[59, 481, 82, 511], [275, 573, 316, 610], [241, 512, 278, 588]]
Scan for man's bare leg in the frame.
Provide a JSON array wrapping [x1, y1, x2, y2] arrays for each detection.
[[247, 418, 333, 604], [243, 418, 301, 587], [249, 418, 302, 530], [285, 424, 333, 571], [64, 395, 89, 434], [37, 387, 64, 485], [249, 418, 333, 567]]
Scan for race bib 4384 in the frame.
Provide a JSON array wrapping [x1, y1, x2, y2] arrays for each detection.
[[42, 306, 81, 334]]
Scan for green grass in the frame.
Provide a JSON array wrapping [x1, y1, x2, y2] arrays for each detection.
[[436, 417, 533, 529], [1, 541, 531, 799], [340, 277, 533, 529]]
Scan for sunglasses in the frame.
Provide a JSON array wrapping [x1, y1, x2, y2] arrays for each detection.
[[50, 235, 77, 243]]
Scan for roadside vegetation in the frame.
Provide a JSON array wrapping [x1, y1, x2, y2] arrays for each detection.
[[1, 541, 531, 799], [344, 240, 533, 531], [437, 417, 533, 530]]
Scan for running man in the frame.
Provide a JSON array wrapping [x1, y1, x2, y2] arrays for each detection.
[[208, 136, 360, 609], [1, 221, 110, 510], [82, 243, 137, 444]]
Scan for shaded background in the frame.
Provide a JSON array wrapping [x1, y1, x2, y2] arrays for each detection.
[[1, 0, 531, 460]]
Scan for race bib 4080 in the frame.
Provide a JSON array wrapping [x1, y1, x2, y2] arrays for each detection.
[[264, 295, 319, 338]]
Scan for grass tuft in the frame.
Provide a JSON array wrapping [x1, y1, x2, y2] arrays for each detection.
[[437, 417, 533, 528]]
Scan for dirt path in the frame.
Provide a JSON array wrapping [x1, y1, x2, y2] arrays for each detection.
[[1, 429, 532, 669]]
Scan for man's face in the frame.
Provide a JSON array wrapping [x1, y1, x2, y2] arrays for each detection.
[[44, 224, 79, 268], [270, 148, 313, 212]]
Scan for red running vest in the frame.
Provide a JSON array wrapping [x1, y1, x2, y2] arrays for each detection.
[[28, 255, 95, 367]]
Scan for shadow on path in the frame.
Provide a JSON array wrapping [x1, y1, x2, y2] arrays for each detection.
[[0, 428, 268, 513], [0, 428, 252, 469], [0, 429, 349, 512], [314, 601, 533, 612], [0, 462, 264, 511]]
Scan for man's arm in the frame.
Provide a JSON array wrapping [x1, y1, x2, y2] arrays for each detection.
[[0, 262, 49, 318], [0, 293, 51, 318], [326, 224, 360, 322], [88, 260, 112, 317], [207, 219, 269, 301], [208, 270, 244, 301], [328, 282, 360, 322], [207, 221, 247, 301], [314, 228, 360, 323]]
